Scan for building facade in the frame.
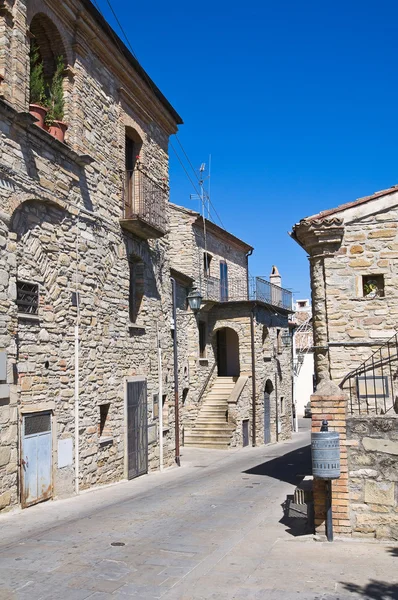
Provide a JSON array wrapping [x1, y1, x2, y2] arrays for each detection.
[[0, 0, 182, 511], [169, 204, 294, 450], [292, 299, 314, 417], [292, 185, 398, 540]]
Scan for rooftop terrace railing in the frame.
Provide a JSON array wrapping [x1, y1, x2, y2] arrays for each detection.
[[201, 275, 292, 311]]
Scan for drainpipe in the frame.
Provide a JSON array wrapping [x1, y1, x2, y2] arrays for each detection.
[[246, 249, 256, 447], [171, 278, 180, 466], [157, 323, 163, 471], [250, 306, 256, 447], [74, 224, 80, 495], [275, 371, 279, 443]]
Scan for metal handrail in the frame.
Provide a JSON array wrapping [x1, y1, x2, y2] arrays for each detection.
[[340, 330, 398, 415], [197, 361, 217, 406], [200, 275, 292, 310]]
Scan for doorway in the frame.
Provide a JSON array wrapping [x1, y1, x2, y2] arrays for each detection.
[[216, 328, 240, 377], [21, 412, 53, 508], [126, 379, 148, 479]]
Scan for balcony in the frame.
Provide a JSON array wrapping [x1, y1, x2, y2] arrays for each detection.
[[120, 168, 168, 239], [201, 276, 292, 311]]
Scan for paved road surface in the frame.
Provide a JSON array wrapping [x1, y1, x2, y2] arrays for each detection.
[[0, 420, 397, 599]]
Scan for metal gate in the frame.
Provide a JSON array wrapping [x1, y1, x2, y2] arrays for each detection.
[[127, 379, 148, 479], [21, 412, 52, 508], [264, 392, 271, 444]]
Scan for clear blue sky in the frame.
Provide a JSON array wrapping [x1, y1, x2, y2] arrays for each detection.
[[96, 0, 398, 299]]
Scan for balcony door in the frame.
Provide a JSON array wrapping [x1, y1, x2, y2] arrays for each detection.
[[125, 135, 138, 217], [220, 261, 228, 301]]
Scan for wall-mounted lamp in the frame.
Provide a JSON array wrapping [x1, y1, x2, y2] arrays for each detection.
[[187, 288, 203, 314]]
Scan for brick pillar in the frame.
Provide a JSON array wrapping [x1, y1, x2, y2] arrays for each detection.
[[311, 378, 351, 537]]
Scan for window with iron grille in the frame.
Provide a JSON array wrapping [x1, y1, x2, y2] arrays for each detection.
[[17, 281, 39, 315]]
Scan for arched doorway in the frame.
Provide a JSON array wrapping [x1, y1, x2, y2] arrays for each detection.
[[264, 379, 274, 444], [216, 328, 240, 377]]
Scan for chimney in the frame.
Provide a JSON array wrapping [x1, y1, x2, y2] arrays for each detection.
[[270, 265, 281, 288]]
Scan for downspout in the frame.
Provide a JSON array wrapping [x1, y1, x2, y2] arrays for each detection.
[[157, 323, 163, 471], [275, 370, 279, 443], [250, 306, 256, 447], [171, 278, 180, 466], [246, 248, 256, 447], [74, 221, 80, 495]]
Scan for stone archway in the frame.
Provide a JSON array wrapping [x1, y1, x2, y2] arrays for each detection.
[[216, 327, 240, 377]]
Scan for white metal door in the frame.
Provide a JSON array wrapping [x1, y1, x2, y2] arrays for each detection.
[[21, 412, 52, 508]]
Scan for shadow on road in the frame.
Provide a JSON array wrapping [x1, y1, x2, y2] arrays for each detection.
[[244, 444, 313, 537], [341, 580, 398, 599], [243, 444, 311, 484]]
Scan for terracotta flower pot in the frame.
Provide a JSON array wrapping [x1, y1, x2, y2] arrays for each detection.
[[48, 120, 68, 143], [29, 104, 48, 129]]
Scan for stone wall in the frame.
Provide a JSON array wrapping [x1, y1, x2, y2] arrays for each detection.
[[0, 0, 180, 510], [347, 416, 398, 540], [324, 213, 398, 382]]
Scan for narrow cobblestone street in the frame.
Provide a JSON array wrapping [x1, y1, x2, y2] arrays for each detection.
[[0, 422, 397, 600]]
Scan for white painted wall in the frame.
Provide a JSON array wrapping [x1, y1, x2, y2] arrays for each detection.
[[295, 352, 314, 416]]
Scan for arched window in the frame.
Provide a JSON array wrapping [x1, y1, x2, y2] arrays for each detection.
[[29, 14, 67, 138]]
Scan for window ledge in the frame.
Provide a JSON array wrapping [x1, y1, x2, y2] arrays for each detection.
[[198, 358, 209, 366], [352, 297, 386, 302], [0, 99, 94, 167], [17, 313, 40, 322], [99, 436, 113, 446]]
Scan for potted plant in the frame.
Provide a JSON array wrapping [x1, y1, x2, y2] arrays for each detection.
[[29, 42, 48, 129], [46, 55, 67, 143]]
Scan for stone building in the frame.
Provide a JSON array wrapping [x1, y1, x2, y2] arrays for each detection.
[[0, 0, 182, 511], [292, 185, 398, 540], [292, 299, 314, 418], [168, 204, 293, 449]]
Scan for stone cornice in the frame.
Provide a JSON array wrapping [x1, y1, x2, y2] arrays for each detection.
[[61, 0, 181, 135], [292, 217, 344, 258]]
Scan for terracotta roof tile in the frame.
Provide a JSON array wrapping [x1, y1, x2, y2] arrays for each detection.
[[307, 185, 398, 222]]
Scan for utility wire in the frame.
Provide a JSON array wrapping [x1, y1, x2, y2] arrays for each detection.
[[94, 0, 226, 231]]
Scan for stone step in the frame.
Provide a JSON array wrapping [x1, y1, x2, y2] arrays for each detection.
[[183, 440, 230, 449], [184, 435, 231, 444]]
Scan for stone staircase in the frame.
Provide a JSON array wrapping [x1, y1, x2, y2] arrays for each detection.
[[183, 377, 236, 449]]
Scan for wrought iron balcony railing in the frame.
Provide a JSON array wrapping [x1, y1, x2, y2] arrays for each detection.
[[201, 275, 292, 311], [121, 168, 168, 238], [340, 331, 398, 415]]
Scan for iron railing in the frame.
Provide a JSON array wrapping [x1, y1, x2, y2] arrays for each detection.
[[254, 276, 292, 311], [201, 275, 292, 310], [340, 331, 398, 415], [123, 168, 167, 233]]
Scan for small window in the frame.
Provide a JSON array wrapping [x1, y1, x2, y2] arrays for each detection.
[[99, 403, 110, 438], [280, 396, 285, 415], [152, 394, 159, 419], [129, 257, 144, 323], [199, 321, 207, 358], [162, 395, 169, 428], [71, 291, 80, 308], [204, 252, 212, 277], [17, 281, 39, 315], [362, 274, 384, 298], [276, 329, 282, 354]]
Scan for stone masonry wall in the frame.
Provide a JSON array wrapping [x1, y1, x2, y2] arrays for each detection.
[[347, 416, 398, 540], [324, 212, 398, 383], [0, 0, 179, 510]]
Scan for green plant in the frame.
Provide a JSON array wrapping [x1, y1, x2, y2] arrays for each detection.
[[364, 281, 378, 296], [46, 55, 65, 125], [29, 42, 47, 106]]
